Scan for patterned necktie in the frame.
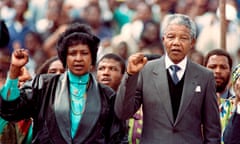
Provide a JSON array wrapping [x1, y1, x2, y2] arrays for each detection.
[[170, 65, 181, 85]]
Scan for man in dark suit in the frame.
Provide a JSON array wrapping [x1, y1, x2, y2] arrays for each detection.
[[114, 13, 221, 144]]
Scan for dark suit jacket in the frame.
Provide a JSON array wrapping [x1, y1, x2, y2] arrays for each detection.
[[223, 112, 240, 144], [0, 72, 126, 144], [115, 56, 221, 144]]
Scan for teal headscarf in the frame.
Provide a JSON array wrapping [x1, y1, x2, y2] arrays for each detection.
[[232, 64, 240, 83]]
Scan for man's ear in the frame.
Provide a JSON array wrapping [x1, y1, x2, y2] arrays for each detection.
[[191, 38, 196, 49], [162, 36, 165, 41]]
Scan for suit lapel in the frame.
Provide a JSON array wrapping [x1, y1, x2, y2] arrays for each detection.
[[152, 57, 174, 124], [54, 72, 71, 142], [174, 61, 198, 125]]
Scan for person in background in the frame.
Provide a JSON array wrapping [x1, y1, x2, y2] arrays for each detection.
[[36, 56, 65, 75], [114, 13, 221, 143], [96, 53, 128, 143], [96, 53, 125, 91], [138, 20, 161, 53], [96, 53, 161, 144], [82, 3, 113, 40], [205, 49, 234, 99], [114, 41, 129, 63], [223, 64, 240, 144], [204, 49, 235, 143], [0, 0, 15, 26], [188, 49, 204, 65], [7, 0, 35, 53], [1, 56, 65, 144], [0, 23, 126, 143], [24, 31, 47, 77], [18, 66, 32, 88], [0, 19, 32, 144], [0, 19, 33, 144], [41, 0, 69, 58], [0, 66, 33, 144], [196, 3, 240, 66]]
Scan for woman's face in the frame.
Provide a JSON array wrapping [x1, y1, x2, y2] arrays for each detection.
[[66, 44, 92, 76], [47, 60, 65, 74]]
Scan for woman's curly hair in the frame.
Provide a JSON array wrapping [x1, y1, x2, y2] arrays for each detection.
[[56, 23, 100, 68]]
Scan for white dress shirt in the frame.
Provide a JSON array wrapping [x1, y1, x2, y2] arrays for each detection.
[[165, 54, 187, 81]]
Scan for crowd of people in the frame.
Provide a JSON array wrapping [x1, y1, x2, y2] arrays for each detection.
[[0, 0, 240, 144]]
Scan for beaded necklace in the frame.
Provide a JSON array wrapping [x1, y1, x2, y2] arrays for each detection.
[[68, 71, 89, 137]]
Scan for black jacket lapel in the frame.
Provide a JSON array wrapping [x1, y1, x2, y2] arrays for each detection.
[[54, 72, 72, 142]]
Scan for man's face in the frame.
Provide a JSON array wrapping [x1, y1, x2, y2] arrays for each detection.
[[206, 55, 231, 93], [162, 24, 195, 64], [96, 58, 123, 91]]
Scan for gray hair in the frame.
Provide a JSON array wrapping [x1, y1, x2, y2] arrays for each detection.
[[161, 14, 197, 39]]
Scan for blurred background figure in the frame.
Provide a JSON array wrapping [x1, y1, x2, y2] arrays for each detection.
[[36, 56, 65, 75], [40, 0, 70, 59], [113, 41, 130, 63], [137, 20, 163, 55], [153, 0, 177, 22], [188, 49, 204, 66], [0, 0, 15, 26], [196, 2, 240, 66], [110, 0, 136, 32], [82, 3, 113, 41], [186, 0, 218, 35], [35, 0, 67, 40], [24, 31, 47, 77], [18, 66, 32, 88], [111, 0, 155, 56], [7, 0, 35, 53], [81, 2, 114, 61]]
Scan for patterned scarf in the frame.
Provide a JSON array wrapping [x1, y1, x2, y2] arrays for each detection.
[[232, 64, 240, 84]]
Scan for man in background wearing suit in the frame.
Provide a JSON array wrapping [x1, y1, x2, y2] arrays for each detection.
[[114, 13, 221, 144]]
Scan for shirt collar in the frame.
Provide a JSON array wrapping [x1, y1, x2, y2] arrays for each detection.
[[221, 89, 230, 99], [165, 54, 187, 72], [67, 70, 89, 84]]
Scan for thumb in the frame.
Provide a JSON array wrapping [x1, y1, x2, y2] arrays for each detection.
[[142, 57, 148, 65]]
